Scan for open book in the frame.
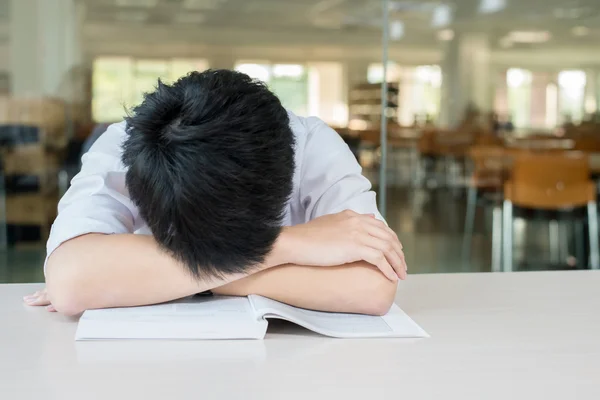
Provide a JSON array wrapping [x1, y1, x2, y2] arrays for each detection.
[[75, 295, 429, 340]]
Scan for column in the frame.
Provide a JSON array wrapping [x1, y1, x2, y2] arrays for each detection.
[[440, 33, 492, 127], [9, 0, 82, 97]]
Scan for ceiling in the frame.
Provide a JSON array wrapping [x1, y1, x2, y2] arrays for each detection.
[[0, 0, 8, 22], [77, 0, 600, 48], [83, 0, 381, 27], [2, 0, 600, 52]]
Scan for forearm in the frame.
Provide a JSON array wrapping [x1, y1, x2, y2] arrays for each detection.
[[45, 234, 271, 315], [212, 262, 398, 315]]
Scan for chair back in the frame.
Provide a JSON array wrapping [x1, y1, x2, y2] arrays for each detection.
[[475, 133, 503, 146], [573, 135, 600, 152], [469, 145, 511, 189], [505, 151, 594, 209], [417, 128, 436, 155], [435, 129, 474, 157], [505, 136, 574, 151], [357, 129, 381, 147]]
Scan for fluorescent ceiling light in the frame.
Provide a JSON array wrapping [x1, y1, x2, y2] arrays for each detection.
[[437, 29, 454, 41], [431, 4, 452, 28], [478, 0, 506, 14], [390, 20, 405, 40], [508, 30, 551, 43], [115, 0, 158, 8], [572, 26, 590, 37]]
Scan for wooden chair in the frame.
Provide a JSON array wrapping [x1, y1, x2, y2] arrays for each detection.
[[462, 145, 512, 271], [573, 135, 600, 153], [475, 133, 504, 147], [502, 152, 599, 272], [505, 136, 575, 152], [430, 129, 475, 187]]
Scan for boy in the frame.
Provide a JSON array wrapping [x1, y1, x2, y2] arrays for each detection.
[[24, 70, 407, 316]]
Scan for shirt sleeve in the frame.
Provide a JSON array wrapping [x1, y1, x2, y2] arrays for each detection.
[[299, 117, 384, 222], [45, 122, 138, 266]]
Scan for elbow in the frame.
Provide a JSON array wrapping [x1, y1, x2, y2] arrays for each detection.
[[353, 265, 398, 316], [361, 284, 397, 316], [46, 276, 88, 316], [48, 285, 87, 316], [50, 296, 86, 317], [45, 244, 92, 316]]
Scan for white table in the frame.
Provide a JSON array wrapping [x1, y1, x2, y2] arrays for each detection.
[[1, 271, 599, 400]]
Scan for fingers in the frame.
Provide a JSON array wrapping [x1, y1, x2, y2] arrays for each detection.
[[23, 289, 51, 307], [365, 223, 407, 274], [46, 305, 57, 312], [358, 216, 407, 276], [361, 235, 406, 281], [363, 217, 401, 246], [359, 247, 398, 281], [367, 223, 403, 252], [341, 211, 409, 280], [397, 250, 408, 280]]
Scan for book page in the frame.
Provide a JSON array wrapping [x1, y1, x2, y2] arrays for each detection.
[[249, 295, 429, 339], [76, 296, 267, 340]]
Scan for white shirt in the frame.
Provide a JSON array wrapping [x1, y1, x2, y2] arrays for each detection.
[[46, 112, 382, 261]]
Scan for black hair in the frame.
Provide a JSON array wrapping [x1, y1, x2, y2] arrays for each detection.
[[122, 69, 295, 279]]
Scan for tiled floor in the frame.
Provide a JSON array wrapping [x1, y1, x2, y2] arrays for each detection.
[[0, 184, 586, 284]]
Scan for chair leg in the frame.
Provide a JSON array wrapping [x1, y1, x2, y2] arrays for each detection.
[[492, 206, 502, 272], [549, 219, 560, 264], [575, 219, 585, 268], [558, 218, 569, 264], [503, 200, 514, 272], [587, 201, 600, 269], [461, 186, 477, 265], [0, 172, 6, 250]]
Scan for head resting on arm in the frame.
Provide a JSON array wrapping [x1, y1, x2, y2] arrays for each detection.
[[122, 69, 295, 279]]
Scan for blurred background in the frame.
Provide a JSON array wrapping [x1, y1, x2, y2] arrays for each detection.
[[2, 0, 600, 282]]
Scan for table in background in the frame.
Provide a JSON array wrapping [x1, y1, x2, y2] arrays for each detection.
[[1, 271, 599, 400]]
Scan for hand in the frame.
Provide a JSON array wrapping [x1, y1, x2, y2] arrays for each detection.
[[277, 210, 407, 281], [23, 288, 57, 312]]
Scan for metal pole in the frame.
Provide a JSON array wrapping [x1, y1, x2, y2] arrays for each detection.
[[0, 169, 6, 250], [378, 0, 390, 218]]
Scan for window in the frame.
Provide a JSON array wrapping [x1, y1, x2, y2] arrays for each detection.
[[235, 62, 346, 124], [307, 62, 347, 126], [412, 65, 442, 123], [235, 62, 309, 116], [545, 83, 558, 128], [368, 63, 441, 125], [92, 57, 209, 122], [367, 63, 401, 84], [506, 68, 532, 128], [558, 70, 586, 124]]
